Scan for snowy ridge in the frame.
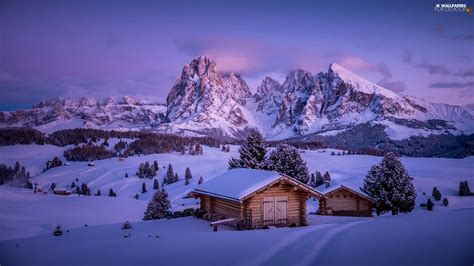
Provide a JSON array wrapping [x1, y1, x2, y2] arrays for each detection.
[[329, 62, 400, 99]]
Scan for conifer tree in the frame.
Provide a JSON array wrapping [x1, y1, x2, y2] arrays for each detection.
[[361, 153, 416, 215], [185, 167, 192, 180], [228, 131, 267, 169], [198, 176, 203, 185], [153, 160, 159, 171], [96, 189, 101, 196], [265, 144, 309, 183], [432, 187, 442, 201], [426, 198, 434, 211], [165, 164, 174, 184], [443, 197, 449, 207], [143, 188, 171, 220], [108, 188, 116, 197], [174, 173, 179, 183], [142, 182, 147, 194], [459, 181, 472, 196], [153, 179, 159, 190], [323, 171, 331, 184]]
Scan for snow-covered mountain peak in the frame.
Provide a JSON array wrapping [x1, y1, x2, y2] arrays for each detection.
[[328, 62, 400, 99]]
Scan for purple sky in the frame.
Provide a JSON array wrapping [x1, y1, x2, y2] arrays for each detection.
[[0, 0, 473, 110]]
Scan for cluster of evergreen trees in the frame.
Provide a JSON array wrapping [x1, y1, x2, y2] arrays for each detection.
[[424, 186, 449, 211], [123, 134, 215, 157], [0, 128, 46, 145], [137, 161, 159, 178], [74, 183, 91, 195], [64, 144, 114, 161], [459, 181, 473, 196], [221, 145, 230, 152], [228, 131, 310, 184], [0, 162, 31, 187], [44, 157, 63, 171], [308, 171, 331, 188]]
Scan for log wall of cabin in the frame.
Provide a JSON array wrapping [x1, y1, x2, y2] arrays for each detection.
[[199, 195, 241, 220], [242, 183, 309, 228]]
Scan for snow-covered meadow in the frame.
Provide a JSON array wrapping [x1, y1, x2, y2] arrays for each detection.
[[0, 144, 473, 265]]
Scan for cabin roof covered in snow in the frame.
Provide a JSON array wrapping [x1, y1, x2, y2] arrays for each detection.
[[316, 181, 375, 202], [192, 168, 324, 202]]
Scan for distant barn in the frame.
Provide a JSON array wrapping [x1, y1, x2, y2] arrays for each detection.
[[188, 168, 324, 229], [317, 182, 375, 217]]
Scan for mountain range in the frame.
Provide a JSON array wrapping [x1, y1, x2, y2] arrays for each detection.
[[1, 56, 473, 140]]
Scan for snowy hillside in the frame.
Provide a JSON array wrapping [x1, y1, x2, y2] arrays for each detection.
[[1, 57, 473, 140], [0, 144, 473, 265]]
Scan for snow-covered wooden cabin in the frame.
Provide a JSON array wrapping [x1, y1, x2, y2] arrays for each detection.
[[188, 168, 324, 229], [317, 182, 375, 217]]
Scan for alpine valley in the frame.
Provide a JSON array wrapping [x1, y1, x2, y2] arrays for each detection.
[[1, 56, 473, 142]]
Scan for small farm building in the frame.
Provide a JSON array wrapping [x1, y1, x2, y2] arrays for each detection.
[[317, 182, 375, 217], [188, 168, 324, 229]]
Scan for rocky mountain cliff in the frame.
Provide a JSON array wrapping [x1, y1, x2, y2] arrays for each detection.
[[1, 56, 473, 140]]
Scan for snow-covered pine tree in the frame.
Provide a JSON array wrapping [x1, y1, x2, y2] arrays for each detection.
[[165, 164, 174, 184], [142, 182, 147, 194], [96, 189, 101, 196], [228, 131, 267, 170], [432, 187, 442, 201], [153, 160, 159, 171], [153, 179, 159, 190], [315, 171, 324, 187], [198, 176, 203, 185], [361, 153, 416, 215], [185, 167, 192, 180], [265, 144, 309, 184], [143, 188, 171, 220]]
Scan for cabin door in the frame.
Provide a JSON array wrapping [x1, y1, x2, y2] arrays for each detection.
[[263, 196, 288, 226], [275, 196, 288, 225]]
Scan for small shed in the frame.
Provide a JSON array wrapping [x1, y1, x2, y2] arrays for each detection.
[[317, 183, 375, 217], [188, 168, 324, 229]]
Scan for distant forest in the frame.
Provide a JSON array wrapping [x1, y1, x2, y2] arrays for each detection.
[[0, 126, 473, 158]]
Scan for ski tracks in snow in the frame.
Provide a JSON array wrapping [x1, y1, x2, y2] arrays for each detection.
[[241, 224, 334, 266], [243, 219, 371, 266], [294, 219, 371, 266]]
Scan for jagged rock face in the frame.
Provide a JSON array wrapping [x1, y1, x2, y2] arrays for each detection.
[[222, 72, 252, 105], [260, 62, 473, 137], [164, 56, 255, 135], [254, 77, 283, 114]]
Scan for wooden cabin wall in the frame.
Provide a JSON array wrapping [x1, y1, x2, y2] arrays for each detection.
[[243, 183, 309, 228], [199, 195, 241, 220]]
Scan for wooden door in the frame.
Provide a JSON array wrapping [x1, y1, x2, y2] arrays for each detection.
[[263, 197, 275, 226], [263, 196, 288, 226], [275, 196, 288, 225]]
